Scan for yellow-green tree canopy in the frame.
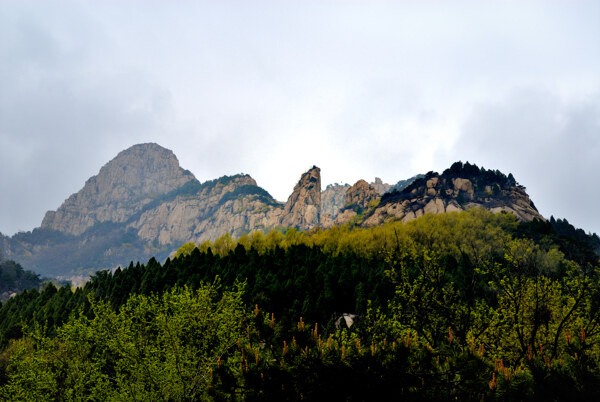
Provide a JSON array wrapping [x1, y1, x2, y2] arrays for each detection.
[[173, 241, 197, 259]]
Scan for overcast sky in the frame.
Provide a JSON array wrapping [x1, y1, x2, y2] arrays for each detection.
[[1, 1, 599, 236]]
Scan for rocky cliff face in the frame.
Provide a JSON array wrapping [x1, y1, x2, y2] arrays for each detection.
[[321, 183, 349, 223], [320, 178, 391, 227], [1, 152, 325, 275], [363, 166, 544, 226], [279, 166, 321, 230], [344, 180, 380, 210], [41, 143, 195, 236], [132, 164, 324, 245], [370, 178, 392, 195], [329, 180, 382, 226], [130, 175, 282, 246], [1, 151, 546, 278]]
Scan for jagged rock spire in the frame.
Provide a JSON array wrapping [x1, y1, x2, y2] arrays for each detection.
[[280, 166, 321, 230]]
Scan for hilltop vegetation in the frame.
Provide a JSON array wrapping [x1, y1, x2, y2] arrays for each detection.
[[381, 161, 519, 206], [1, 209, 599, 399], [0, 259, 41, 302]]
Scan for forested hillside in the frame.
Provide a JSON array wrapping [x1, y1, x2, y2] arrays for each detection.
[[0, 259, 41, 302], [1, 209, 600, 400]]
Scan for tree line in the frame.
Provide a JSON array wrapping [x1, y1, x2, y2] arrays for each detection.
[[1, 209, 600, 400]]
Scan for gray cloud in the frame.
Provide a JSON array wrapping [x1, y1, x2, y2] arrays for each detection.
[[449, 88, 600, 235], [0, 4, 173, 233], [0, 1, 599, 236]]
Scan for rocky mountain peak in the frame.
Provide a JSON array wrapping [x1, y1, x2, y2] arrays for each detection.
[[2, 153, 552, 277], [370, 177, 392, 195], [41, 143, 195, 235], [326, 179, 382, 227], [321, 183, 349, 221], [280, 166, 321, 229], [364, 162, 544, 226], [345, 180, 380, 210]]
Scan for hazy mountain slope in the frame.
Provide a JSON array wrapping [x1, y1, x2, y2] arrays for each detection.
[[388, 174, 425, 193], [321, 183, 349, 222], [0, 258, 41, 301]]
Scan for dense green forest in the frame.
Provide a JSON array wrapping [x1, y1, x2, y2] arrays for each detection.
[[1, 209, 600, 400], [0, 258, 41, 302]]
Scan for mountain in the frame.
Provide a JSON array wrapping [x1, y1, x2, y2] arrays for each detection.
[[325, 179, 382, 227], [321, 183, 350, 225], [4, 154, 600, 400], [279, 166, 321, 230], [0, 144, 323, 277], [0, 147, 547, 278], [389, 174, 425, 193], [371, 177, 392, 194], [363, 162, 543, 226], [41, 143, 196, 236]]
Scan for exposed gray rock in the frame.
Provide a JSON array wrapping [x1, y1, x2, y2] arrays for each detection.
[[388, 174, 425, 193], [1, 149, 549, 278], [344, 180, 380, 210], [370, 178, 392, 195], [321, 184, 349, 220], [41, 143, 195, 235], [363, 174, 544, 226], [279, 166, 321, 230], [129, 175, 281, 246]]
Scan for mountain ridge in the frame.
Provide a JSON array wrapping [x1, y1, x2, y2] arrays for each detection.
[[361, 161, 544, 227], [0, 144, 550, 277]]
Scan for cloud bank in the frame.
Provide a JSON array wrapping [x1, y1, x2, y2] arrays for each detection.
[[0, 1, 599, 235]]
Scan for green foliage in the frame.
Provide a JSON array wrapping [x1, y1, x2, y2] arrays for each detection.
[[2, 209, 600, 398], [0, 260, 41, 301], [173, 241, 196, 259], [218, 184, 281, 208], [1, 284, 248, 400], [442, 161, 517, 188], [380, 161, 522, 207], [515, 217, 600, 266]]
